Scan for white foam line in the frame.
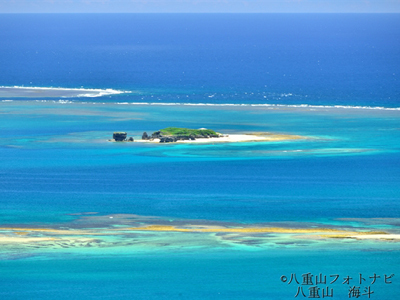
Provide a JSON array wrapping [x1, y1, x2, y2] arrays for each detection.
[[0, 86, 130, 97], [112, 102, 400, 111], [2, 97, 399, 111]]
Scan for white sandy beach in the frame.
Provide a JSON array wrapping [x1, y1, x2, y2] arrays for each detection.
[[135, 133, 304, 144]]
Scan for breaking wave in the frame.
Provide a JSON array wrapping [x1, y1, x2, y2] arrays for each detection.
[[112, 102, 400, 111], [0, 86, 129, 98], [2, 99, 399, 111], [1, 87, 398, 111]]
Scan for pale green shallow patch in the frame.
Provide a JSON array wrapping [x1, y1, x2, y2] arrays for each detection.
[[0, 214, 399, 260]]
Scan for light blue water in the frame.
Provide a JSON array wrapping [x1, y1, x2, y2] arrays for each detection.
[[0, 14, 399, 300]]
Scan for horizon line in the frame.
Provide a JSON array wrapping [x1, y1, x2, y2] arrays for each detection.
[[1, 12, 400, 14]]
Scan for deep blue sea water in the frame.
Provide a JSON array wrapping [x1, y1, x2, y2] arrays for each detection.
[[0, 14, 399, 106], [0, 14, 399, 299]]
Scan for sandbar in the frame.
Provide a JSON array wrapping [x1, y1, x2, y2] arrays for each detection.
[[126, 224, 344, 233], [0, 216, 398, 255], [336, 234, 400, 240], [135, 133, 305, 144], [125, 225, 397, 240]]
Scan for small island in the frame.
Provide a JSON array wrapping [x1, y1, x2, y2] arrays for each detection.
[[110, 127, 305, 144], [142, 127, 224, 143], [135, 127, 305, 144]]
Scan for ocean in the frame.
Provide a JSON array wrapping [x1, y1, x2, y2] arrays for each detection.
[[0, 14, 399, 299]]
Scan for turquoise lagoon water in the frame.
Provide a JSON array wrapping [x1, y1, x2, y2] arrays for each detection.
[[1, 102, 399, 299], [1, 102, 400, 224], [1, 250, 399, 300], [0, 14, 399, 299]]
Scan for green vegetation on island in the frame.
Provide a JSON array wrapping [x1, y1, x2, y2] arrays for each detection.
[[159, 127, 219, 137], [142, 127, 223, 143]]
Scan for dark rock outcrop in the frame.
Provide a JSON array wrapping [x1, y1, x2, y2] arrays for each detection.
[[160, 136, 177, 143], [176, 135, 189, 140], [127, 137, 134, 142], [142, 132, 149, 140], [113, 132, 127, 141], [152, 131, 162, 139]]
